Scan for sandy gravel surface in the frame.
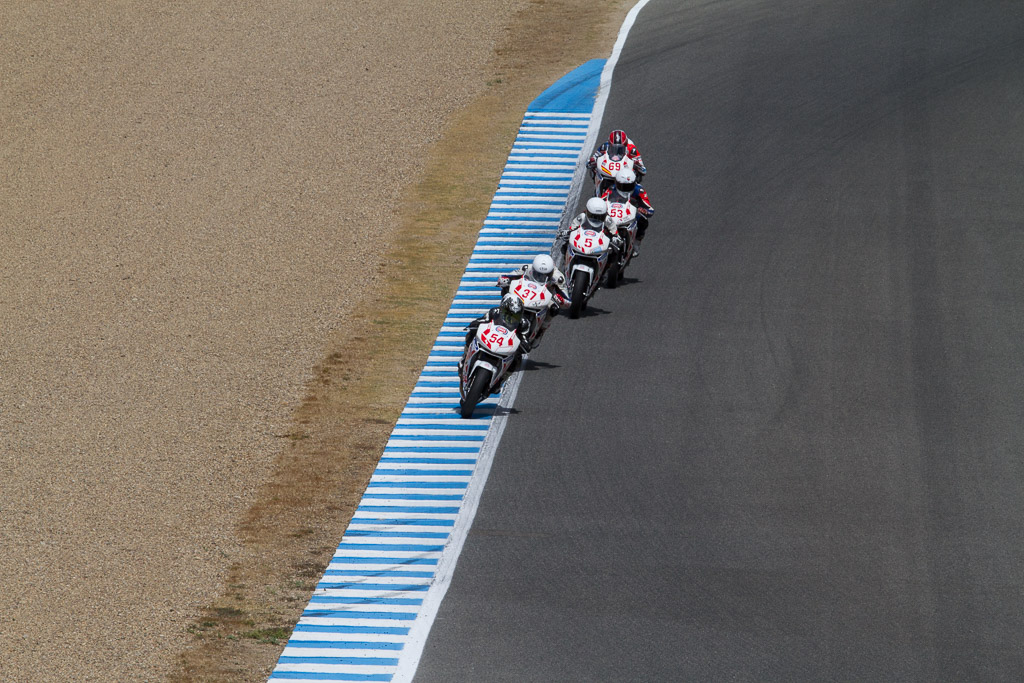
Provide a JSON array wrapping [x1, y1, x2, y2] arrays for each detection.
[[0, 2, 526, 679]]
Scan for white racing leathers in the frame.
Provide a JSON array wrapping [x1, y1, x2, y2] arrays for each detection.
[[551, 212, 620, 271], [500, 263, 571, 300]]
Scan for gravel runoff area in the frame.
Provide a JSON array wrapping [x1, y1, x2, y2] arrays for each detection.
[[0, 1, 563, 679]]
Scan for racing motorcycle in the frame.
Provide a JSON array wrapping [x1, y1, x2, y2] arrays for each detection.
[[458, 319, 522, 418], [504, 277, 556, 348], [564, 225, 614, 319], [602, 198, 638, 288], [592, 143, 635, 195]]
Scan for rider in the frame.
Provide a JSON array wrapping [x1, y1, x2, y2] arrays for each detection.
[[601, 167, 654, 256], [497, 254, 571, 305], [461, 293, 533, 377], [586, 129, 648, 183], [551, 196, 623, 270], [497, 254, 570, 340]]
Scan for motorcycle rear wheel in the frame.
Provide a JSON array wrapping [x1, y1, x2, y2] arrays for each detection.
[[606, 259, 620, 289]]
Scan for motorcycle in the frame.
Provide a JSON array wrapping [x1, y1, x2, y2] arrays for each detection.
[[592, 143, 634, 195], [564, 225, 614, 319], [602, 198, 638, 288], [458, 319, 523, 418], [505, 277, 556, 348]]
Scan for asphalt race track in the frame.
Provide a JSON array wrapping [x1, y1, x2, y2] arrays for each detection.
[[416, 1, 1024, 680]]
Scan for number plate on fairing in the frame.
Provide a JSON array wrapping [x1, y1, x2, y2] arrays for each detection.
[[607, 202, 636, 226], [477, 322, 519, 355], [512, 279, 549, 309], [598, 153, 634, 178], [570, 228, 609, 255]]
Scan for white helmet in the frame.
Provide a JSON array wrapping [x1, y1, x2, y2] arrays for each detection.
[[614, 168, 637, 195], [529, 254, 554, 281], [584, 197, 608, 227]]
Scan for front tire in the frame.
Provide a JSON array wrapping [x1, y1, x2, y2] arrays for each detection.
[[569, 270, 588, 319], [460, 368, 491, 418]]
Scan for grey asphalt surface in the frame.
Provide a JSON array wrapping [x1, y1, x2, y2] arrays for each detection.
[[415, 1, 1024, 680]]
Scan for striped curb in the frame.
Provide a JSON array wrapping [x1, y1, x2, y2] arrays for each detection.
[[268, 59, 606, 683]]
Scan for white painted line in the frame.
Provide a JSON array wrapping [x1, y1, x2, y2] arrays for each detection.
[[508, 154, 580, 161], [298, 617, 419, 628], [499, 173, 574, 180], [344, 525, 455, 535], [511, 140, 587, 148], [522, 111, 592, 118], [274, 663, 398, 674], [306, 600, 425, 612], [498, 179, 572, 185], [312, 589, 426, 599], [367, 481, 470, 489], [280, 646, 402, 658], [503, 164, 578, 171], [287, 631, 409, 643], [485, 212, 561, 219], [514, 133, 587, 140], [488, 203, 566, 210]]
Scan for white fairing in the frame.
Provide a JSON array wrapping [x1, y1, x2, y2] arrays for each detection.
[[510, 278, 550, 311], [606, 201, 637, 229], [570, 264, 595, 277], [470, 358, 497, 375], [595, 150, 635, 183], [476, 322, 520, 357], [569, 228, 611, 256]]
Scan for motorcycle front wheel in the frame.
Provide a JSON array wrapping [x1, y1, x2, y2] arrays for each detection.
[[460, 367, 492, 419], [569, 270, 588, 319]]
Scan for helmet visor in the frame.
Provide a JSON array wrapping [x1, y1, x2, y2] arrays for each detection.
[[607, 143, 628, 161]]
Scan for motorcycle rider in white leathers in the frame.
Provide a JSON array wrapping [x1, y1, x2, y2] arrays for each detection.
[[498, 254, 571, 304], [601, 167, 654, 258], [497, 254, 570, 339], [550, 196, 624, 270]]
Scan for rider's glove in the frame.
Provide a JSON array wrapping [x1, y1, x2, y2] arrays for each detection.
[[552, 292, 569, 308], [556, 227, 571, 239], [497, 275, 511, 287], [611, 235, 624, 250]]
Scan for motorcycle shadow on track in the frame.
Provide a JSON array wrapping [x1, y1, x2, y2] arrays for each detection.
[[608, 275, 642, 288], [574, 304, 612, 319], [523, 358, 560, 371]]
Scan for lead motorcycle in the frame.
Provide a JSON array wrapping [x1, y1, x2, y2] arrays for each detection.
[[563, 225, 615, 319], [592, 143, 635, 195], [458, 318, 523, 418]]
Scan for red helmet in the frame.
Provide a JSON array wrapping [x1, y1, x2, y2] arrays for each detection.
[[609, 129, 628, 146]]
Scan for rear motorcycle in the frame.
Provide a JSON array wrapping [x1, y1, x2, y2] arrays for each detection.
[[458, 320, 522, 418]]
